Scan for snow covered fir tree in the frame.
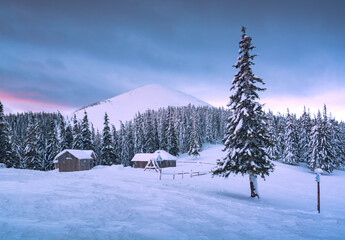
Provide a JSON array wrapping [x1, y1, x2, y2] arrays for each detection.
[[213, 27, 274, 198]]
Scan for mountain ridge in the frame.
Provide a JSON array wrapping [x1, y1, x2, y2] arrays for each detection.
[[74, 84, 212, 130]]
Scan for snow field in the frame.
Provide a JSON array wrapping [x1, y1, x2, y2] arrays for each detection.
[[0, 144, 344, 240]]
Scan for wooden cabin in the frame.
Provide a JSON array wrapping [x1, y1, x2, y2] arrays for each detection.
[[54, 149, 95, 172], [131, 150, 177, 168]]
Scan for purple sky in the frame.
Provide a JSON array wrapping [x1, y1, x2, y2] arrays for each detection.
[[1, 0, 345, 119]]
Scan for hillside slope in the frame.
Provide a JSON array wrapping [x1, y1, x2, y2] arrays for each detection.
[[74, 84, 212, 130]]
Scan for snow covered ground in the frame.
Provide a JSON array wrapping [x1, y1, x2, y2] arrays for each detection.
[[1, 144, 345, 240]]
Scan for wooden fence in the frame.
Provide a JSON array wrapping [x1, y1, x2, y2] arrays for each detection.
[[159, 169, 211, 180]]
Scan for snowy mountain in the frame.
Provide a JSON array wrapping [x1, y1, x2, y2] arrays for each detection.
[[73, 84, 212, 130]]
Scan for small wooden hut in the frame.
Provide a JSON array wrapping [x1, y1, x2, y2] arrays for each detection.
[[54, 149, 95, 172], [131, 150, 177, 169]]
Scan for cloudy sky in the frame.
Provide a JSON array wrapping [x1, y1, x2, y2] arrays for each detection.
[[1, 0, 345, 119]]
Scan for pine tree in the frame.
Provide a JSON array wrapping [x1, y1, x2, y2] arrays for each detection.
[[308, 107, 336, 173], [46, 119, 58, 170], [72, 115, 83, 149], [282, 110, 298, 165], [58, 112, 67, 151], [93, 130, 102, 166], [330, 119, 345, 168], [119, 121, 134, 167], [81, 111, 92, 150], [112, 125, 120, 164], [101, 113, 116, 165], [159, 110, 168, 151], [188, 113, 201, 158], [213, 27, 274, 198], [205, 108, 214, 143], [23, 116, 44, 170], [299, 107, 312, 162], [134, 112, 145, 153], [0, 102, 11, 166], [143, 110, 156, 153], [167, 107, 179, 156], [65, 124, 73, 149]]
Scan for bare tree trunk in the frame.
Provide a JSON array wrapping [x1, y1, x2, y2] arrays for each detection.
[[249, 173, 259, 198]]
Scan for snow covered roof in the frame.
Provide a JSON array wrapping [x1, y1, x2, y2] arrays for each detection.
[[54, 149, 95, 163], [131, 150, 177, 162]]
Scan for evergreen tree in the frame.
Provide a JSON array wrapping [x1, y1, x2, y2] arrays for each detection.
[[188, 113, 201, 158], [167, 107, 179, 156], [134, 112, 145, 153], [93, 130, 102, 166], [112, 125, 120, 164], [0, 102, 11, 166], [81, 111, 92, 150], [46, 119, 58, 170], [282, 110, 298, 165], [23, 116, 43, 170], [72, 115, 83, 149], [205, 108, 214, 143], [58, 112, 67, 151], [266, 111, 278, 160], [101, 113, 116, 165], [308, 107, 336, 173], [299, 107, 312, 162], [159, 111, 168, 150], [65, 124, 73, 149], [213, 27, 274, 198], [119, 121, 134, 167], [143, 110, 156, 153]]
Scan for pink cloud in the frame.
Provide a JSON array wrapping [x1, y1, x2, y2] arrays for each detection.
[[0, 90, 74, 114]]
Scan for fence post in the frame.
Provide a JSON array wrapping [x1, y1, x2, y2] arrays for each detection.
[[190, 169, 192, 178], [314, 168, 323, 213], [159, 169, 162, 180], [182, 170, 184, 179]]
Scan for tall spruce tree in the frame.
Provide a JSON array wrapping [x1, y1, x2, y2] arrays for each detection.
[[308, 107, 336, 173], [46, 119, 59, 170], [0, 102, 11, 166], [101, 113, 116, 165], [143, 110, 156, 153], [188, 112, 201, 158], [57, 112, 67, 151], [134, 112, 145, 153], [167, 107, 179, 156], [112, 125, 120, 164], [81, 111, 92, 150], [23, 116, 43, 170], [213, 27, 274, 198], [299, 107, 312, 162], [282, 110, 299, 165], [72, 115, 83, 149], [65, 124, 73, 149]]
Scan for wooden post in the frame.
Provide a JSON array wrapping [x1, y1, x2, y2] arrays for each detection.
[[314, 168, 323, 213], [159, 169, 162, 180], [190, 170, 192, 178], [182, 170, 184, 179], [317, 181, 320, 213]]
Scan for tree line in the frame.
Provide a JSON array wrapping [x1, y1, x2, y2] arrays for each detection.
[[0, 103, 227, 170], [0, 100, 344, 173], [267, 105, 345, 173]]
